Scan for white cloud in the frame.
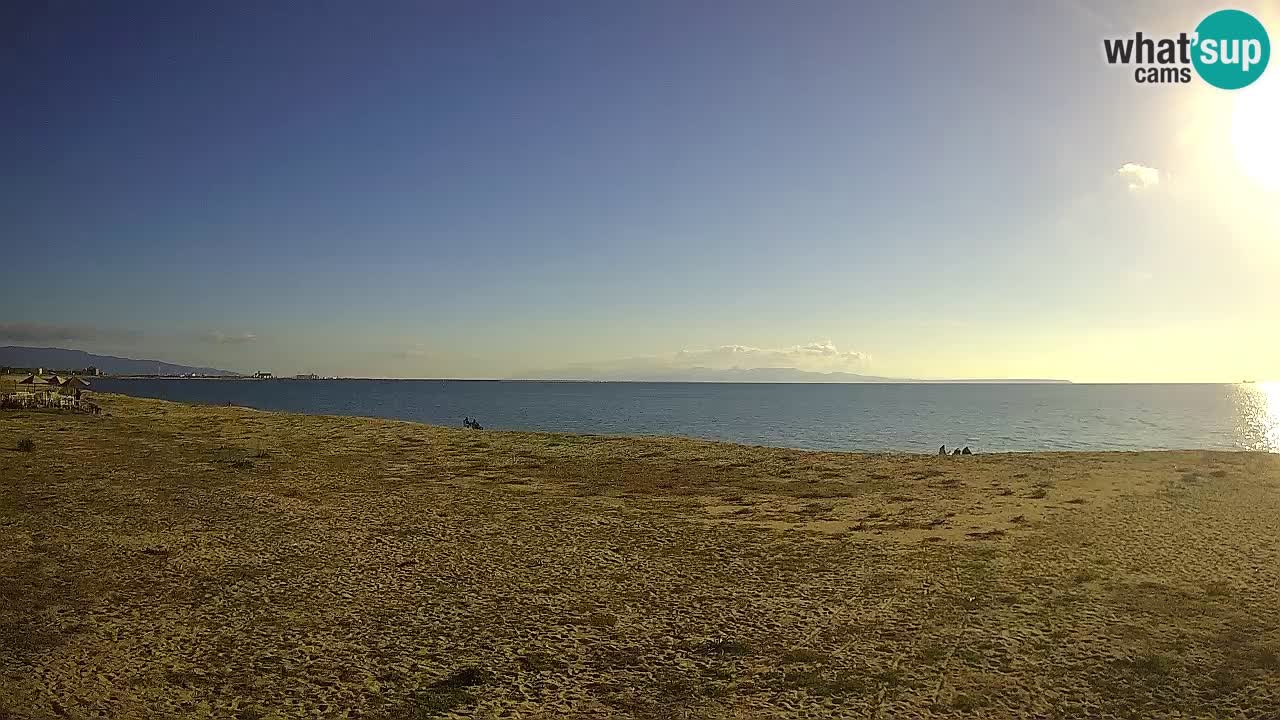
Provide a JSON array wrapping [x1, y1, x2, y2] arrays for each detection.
[[1117, 162, 1160, 191], [529, 340, 873, 379], [202, 332, 258, 345], [674, 339, 870, 372]]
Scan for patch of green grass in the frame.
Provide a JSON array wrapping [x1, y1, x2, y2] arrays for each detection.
[[16, 436, 34, 452]]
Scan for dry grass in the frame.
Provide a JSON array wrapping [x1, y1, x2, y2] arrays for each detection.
[[2, 394, 1279, 718]]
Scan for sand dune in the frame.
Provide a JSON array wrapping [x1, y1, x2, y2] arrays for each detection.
[[2, 395, 1278, 718]]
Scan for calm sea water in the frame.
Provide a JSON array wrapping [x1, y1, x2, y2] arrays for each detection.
[[92, 379, 1280, 453]]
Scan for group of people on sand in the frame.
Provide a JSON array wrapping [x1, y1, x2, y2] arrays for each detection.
[[939, 445, 973, 455], [463, 416, 484, 430]]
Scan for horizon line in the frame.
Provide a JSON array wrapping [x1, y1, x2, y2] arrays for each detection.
[[99, 371, 1280, 384]]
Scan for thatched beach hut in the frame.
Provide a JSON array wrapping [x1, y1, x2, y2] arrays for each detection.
[[61, 376, 91, 398], [61, 376, 91, 391], [8, 374, 59, 405]]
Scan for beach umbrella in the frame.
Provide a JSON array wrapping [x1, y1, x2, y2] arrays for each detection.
[[17, 374, 59, 388]]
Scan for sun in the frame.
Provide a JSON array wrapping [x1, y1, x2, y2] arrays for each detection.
[[1232, 73, 1280, 192]]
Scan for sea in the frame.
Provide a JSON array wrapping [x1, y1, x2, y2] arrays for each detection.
[[91, 379, 1280, 453]]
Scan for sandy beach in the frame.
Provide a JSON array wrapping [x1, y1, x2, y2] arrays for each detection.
[[3, 395, 1279, 718]]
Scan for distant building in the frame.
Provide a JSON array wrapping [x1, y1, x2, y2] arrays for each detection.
[[295, 373, 319, 380], [253, 371, 274, 379]]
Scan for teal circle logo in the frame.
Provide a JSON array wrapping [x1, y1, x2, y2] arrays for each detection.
[[1193, 9, 1270, 89]]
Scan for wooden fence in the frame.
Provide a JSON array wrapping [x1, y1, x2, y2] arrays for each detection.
[[0, 391, 100, 413]]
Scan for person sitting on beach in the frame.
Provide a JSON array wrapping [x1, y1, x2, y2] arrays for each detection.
[[463, 417, 473, 428], [961, 446, 973, 455], [938, 445, 946, 455], [472, 419, 483, 430]]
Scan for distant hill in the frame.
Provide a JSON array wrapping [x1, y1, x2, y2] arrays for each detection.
[[518, 366, 1070, 383], [0, 346, 238, 377]]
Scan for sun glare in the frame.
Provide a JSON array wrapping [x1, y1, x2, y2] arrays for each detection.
[[1242, 380, 1280, 452], [1232, 75, 1280, 192]]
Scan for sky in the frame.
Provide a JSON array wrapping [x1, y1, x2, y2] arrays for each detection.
[[3, 0, 1280, 381]]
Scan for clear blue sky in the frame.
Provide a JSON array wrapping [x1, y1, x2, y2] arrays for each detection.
[[4, 0, 1279, 380]]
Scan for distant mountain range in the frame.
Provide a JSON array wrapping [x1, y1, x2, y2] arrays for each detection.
[[518, 366, 1070, 383], [0, 346, 237, 377], [1, 346, 1071, 383]]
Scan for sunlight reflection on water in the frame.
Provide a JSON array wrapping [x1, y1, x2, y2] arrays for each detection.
[[1236, 382, 1280, 452]]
